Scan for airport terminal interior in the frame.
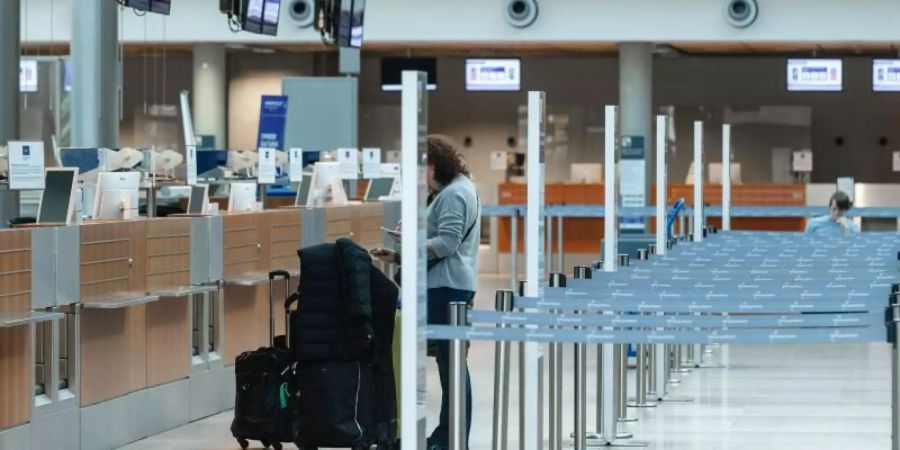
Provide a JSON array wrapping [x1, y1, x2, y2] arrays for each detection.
[[2, 0, 900, 449]]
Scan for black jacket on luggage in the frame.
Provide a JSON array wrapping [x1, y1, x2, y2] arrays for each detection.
[[292, 238, 399, 448]]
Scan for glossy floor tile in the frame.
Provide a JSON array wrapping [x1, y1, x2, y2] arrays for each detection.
[[121, 275, 893, 449]]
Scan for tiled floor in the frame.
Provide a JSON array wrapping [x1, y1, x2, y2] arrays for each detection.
[[122, 275, 892, 450]]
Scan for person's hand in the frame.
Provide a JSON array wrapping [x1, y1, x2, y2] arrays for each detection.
[[370, 248, 396, 263]]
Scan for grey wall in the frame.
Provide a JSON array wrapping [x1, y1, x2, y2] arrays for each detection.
[[358, 55, 900, 189]]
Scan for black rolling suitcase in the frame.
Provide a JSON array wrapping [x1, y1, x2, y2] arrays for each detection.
[[231, 270, 299, 450]]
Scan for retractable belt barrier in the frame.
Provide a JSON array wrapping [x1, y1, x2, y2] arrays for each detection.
[[434, 230, 900, 449], [482, 204, 900, 219]]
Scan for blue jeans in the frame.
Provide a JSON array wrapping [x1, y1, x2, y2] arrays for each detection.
[[427, 287, 474, 447]]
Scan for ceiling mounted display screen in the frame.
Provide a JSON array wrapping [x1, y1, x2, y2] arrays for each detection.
[[380, 57, 438, 91], [465, 59, 521, 92], [873, 59, 900, 92], [786, 58, 843, 92]]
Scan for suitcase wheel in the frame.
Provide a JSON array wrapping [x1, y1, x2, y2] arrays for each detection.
[[272, 443, 283, 450], [236, 438, 249, 449]]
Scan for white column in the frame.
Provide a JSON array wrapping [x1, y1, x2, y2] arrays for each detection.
[[400, 70, 428, 449], [72, 0, 119, 148], [603, 106, 618, 271], [0, 0, 19, 144], [692, 121, 703, 242], [601, 105, 619, 444], [655, 115, 667, 255], [722, 124, 732, 231], [192, 44, 227, 149], [523, 91, 546, 450]]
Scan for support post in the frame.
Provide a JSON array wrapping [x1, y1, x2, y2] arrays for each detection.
[[548, 273, 565, 450], [722, 124, 731, 231], [449, 302, 469, 450], [400, 70, 428, 449], [655, 115, 667, 257], [492, 290, 514, 450], [522, 91, 547, 450], [510, 210, 518, 291]]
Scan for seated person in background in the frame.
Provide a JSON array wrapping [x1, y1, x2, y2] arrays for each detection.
[[805, 191, 859, 235]]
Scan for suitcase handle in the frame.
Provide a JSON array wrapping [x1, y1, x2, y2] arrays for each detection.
[[268, 270, 292, 347], [269, 270, 290, 281]]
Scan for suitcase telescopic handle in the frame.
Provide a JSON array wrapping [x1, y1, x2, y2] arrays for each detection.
[[268, 270, 292, 346], [269, 270, 290, 281]]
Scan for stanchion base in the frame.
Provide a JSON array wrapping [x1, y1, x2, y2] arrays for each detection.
[[655, 396, 694, 403], [583, 436, 650, 448], [693, 363, 727, 369], [627, 401, 658, 408]]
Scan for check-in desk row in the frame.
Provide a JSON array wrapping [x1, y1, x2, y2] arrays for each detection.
[[0, 202, 395, 450]]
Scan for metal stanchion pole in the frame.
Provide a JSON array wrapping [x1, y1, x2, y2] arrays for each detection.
[[628, 249, 656, 409], [888, 286, 900, 450], [546, 216, 554, 273], [510, 210, 518, 292], [493, 290, 514, 450], [517, 281, 527, 449], [449, 302, 469, 450], [557, 215, 564, 274], [615, 255, 637, 424], [548, 273, 566, 450], [572, 266, 590, 449]]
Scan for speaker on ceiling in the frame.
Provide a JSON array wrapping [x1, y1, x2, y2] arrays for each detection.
[[723, 0, 759, 29], [288, 0, 316, 28], [505, 0, 539, 28]]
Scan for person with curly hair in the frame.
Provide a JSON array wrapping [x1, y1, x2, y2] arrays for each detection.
[[372, 135, 480, 449]]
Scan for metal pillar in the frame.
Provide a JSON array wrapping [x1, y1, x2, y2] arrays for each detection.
[[449, 302, 469, 450], [556, 215, 564, 273], [492, 290, 514, 450], [548, 273, 566, 450], [72, 0, 119, 148], [572, 266, 590, 450], [510, 210, 518, 291]]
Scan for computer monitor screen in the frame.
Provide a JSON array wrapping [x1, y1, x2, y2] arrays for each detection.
[[365, 177, 395, 201], [196, 150, 228, 176], [38, 168, 78, 224], [294, 173, 313, 206], [873, 59, 900, 92], [787, 58, 842, 92], [381, 57, 438, 91], [465, 59, 521, 92], [187, 184, 209, 215], [92, 172, 141, 220], [244, 0, 264, 33], [228, 182, 258, 212], [262, 0, 281, 36]]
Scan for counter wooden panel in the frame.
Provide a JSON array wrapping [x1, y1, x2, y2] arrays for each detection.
[[666, 184, 807, 231], [0, 229, 31, 314], [145, 218, 192, 292], [80, 221, 148, 303], [223, 285, 268, 365], [262, 210, 301, 273], [324, 206, 354, 243], [223, 214, 263, 280], [80, 305, 148, 406], [352, 202, 384, 249], [146, 298, 190, 387], [0, 327, 30, 430], [498, 183, 605, 254]]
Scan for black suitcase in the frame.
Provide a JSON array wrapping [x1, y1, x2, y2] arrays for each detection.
[[231, 270, 298, 450]]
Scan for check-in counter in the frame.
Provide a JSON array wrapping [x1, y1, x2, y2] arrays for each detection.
[[0, 201, 389, 450], [666, 184, 807, 231], [0, 229, 35, 432]]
